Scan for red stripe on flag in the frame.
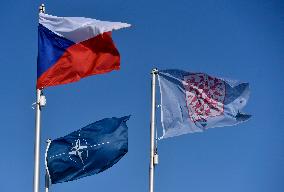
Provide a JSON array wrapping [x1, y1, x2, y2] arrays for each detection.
[[37, 32, 120, 88]]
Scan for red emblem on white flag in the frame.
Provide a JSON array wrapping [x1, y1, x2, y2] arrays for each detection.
[[183, 73, 226, 122]]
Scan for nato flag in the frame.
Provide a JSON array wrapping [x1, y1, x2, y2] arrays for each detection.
[[46, 116, 129, 184]]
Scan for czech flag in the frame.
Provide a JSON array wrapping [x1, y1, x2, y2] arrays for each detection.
[[37, 13, 130, 89]]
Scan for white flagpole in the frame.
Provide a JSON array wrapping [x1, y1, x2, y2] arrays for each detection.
[[33, 89, 42, 192], [45, 173, 49, 192], [45, 139, 51, 192], [150, 68, 158, 192], [33, 4, 46, 192]]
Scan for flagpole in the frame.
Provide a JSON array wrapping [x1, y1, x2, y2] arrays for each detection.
[[33, 4, 46, 192], [45, 173, 49, 192], [33, 89, 42, 192], [150, 68, 158, 192], [45, 139, 51, 192]]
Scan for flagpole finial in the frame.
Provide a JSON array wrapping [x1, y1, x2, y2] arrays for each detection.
[[39, 4, 45, 13], [151, 68, 158, 75]]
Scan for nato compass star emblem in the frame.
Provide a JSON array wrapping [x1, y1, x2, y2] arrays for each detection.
[[48, 130, 111, 171], [68, 132, 89, 167]]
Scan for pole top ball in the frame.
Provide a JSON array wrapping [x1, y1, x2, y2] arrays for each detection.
[[151, 68, 158, 74], [39, 4, 45, 13]]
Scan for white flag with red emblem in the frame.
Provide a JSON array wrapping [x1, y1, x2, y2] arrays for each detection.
[[158, 69, 251, 139]]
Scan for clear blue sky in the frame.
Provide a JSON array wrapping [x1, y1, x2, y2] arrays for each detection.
[[1, 0, 284, 191]]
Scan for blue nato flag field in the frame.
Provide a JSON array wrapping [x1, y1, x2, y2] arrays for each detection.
[[46, 116, 129, 184], [0, 0, 283, 192]]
